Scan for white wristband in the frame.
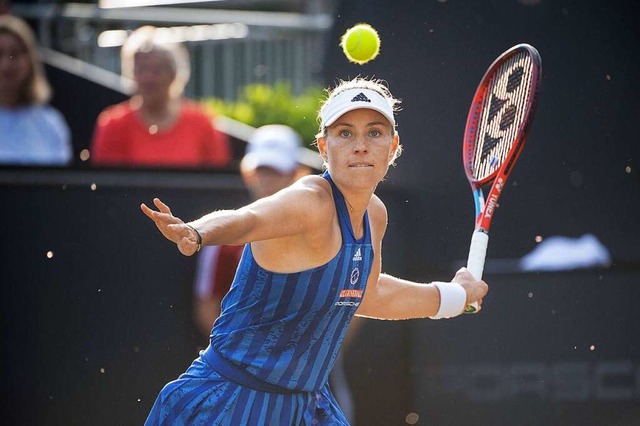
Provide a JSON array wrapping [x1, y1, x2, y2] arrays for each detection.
[[429, 281, 467, 319]]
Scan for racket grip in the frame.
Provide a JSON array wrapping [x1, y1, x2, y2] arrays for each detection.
[[464, 230, 489, 314]]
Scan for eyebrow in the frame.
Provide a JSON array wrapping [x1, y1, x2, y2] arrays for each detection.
[[333, 121, 389, 128]]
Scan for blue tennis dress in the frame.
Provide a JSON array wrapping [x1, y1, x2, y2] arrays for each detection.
[[145, 172, 374, 425]]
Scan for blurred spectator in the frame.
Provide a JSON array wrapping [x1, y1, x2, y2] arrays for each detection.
[[90, 26, 230, 168], [0, 15, 72, 166]]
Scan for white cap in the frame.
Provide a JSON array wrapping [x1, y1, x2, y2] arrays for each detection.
[[243, 125, 302, 174], [320, 88, 395, 129]]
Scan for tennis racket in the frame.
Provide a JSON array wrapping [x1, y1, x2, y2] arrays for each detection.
[[463, 43, 542, 313]]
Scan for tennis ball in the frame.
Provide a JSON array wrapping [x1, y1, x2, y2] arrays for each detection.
[[340, 23, 380, 65]]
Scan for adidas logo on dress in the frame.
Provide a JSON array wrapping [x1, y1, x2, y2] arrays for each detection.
[[352, 247, 362, 261]]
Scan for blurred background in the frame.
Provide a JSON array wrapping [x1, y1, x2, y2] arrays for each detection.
[[1, 0, 639, 425]]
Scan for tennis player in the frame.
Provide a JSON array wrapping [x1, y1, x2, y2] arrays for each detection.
[[141, 77, 488, 425]]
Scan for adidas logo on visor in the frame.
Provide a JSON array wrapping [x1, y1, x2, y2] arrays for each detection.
[[351, 92, 371, 103], [320, 88, 395, 128]]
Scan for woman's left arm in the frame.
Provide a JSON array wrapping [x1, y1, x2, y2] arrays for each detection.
[[355, 199, 488, 320], [357, 269, 486, 320]]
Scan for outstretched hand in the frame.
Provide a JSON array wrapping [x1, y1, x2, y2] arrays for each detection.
[[452, 267, 489, 311], [140, 198, 200, 256]]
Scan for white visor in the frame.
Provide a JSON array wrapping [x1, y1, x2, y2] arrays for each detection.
[[320, 88, 395, 130]]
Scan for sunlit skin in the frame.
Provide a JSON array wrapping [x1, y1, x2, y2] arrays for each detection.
[[141, 105, 488, 319], [317, 108, 399, 220], [195, 165, 298, 338], [0, 32, 30, 107]]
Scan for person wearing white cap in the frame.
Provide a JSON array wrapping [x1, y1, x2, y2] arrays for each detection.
[[240, 124, 305, 200], [141, 76, 489, 425]]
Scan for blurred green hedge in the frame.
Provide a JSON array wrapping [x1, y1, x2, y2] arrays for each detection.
[[203, 82, 325, 150]]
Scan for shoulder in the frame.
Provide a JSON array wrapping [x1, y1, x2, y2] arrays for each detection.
[[44, 106, 69, 130], [180, 100, 213, 121], [24, 105, 67, 124], [367, 194, 389, 236], [177, 101, 218, 134], [368, 193, 387, 217], [274, 174, 335, 223], [25, 106, 70, 136], [30, 104, 62, 117], [96, 102, 133, 126], [291, 174, 333, 204]]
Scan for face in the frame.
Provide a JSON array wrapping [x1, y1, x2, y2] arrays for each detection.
[[317, 108, 399, 190], [244, 166, 297, 200], [133, 50, 176, 102], [0, 32, 31, 96]]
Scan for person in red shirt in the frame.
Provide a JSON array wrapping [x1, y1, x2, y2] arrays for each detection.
[[90, 26, 230, 168]]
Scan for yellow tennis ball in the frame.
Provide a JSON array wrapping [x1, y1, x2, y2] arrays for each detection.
[[340, 23, 380, 65]]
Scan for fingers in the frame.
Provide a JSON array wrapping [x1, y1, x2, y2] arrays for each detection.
[[177, 235, 198, 257], [141, 203, 172, 223], [454, 267, 475, 280], [141, 199, 179, 222], [141, 199, 196, 254], [154, 198, 172, 215], [478, 280, 489, 298], [471, 283, 488, 306], [452, 267, 471, 284], [140, 203, 155, 220], [454, 267, 487, 292], [453, 267, 489, 308]]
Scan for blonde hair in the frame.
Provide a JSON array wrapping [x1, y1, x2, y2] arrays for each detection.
[[316, 77, 403, 165], [0, 15, 51, 105], [120, 26, 191, 98]]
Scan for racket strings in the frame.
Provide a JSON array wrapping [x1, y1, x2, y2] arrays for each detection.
[[472, 52, 534, 181], [499, 105, 517, 130], [506, 66, 524, 92]]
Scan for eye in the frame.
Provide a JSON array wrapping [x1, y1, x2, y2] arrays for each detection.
[[369, 129, 382, 137], [339, 129, 352, 138]]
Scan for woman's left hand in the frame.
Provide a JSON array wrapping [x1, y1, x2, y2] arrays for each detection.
[[140, 198, 200, 256]]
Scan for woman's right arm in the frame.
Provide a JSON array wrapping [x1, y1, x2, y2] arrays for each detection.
[[140, 176, 330, 256], [192, 176, 329, 245]]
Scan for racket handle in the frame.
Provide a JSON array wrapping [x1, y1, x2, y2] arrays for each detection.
[[464, 230, 489, 314]]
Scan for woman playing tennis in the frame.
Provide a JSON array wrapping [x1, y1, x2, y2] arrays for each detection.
[[141, 76, 489, 425]]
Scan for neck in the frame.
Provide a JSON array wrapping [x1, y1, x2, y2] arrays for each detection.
[[339, 184, 373, 216], [132, 94, 175, 112], [343, 192, 370, 240], [132, 96, 179, 130], [343, 194, 367, 215]]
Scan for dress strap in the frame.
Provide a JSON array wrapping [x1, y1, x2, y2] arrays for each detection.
[[322, 171, 370, 245]]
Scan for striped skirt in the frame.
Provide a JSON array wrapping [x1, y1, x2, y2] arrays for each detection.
[[144, 354, 350, 426]]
